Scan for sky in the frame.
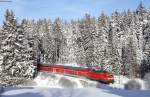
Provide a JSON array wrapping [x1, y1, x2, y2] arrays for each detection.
[[0, 0, 150, 24]]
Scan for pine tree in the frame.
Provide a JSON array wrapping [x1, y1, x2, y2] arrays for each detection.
[[42, 19, 56, 64], [105, 11, 122, 74], [0, 9, 18, 76], [141, 22, 150, 77], [72, 21, 86, 66], [18, 19, 36, 78], [136, 2, 149, 21], [0, 10, 36, 86], [95, 12, 109, 70], [78, 14, 97, 69], [53, 18, 64, 64]]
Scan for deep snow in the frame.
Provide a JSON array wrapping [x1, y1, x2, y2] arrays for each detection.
[[33, 72, 146, 90], [1, 72, 149, 97], [33, 72, 97, 88]]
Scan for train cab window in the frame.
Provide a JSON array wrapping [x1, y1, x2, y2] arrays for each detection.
[[92, 69, 108, 73]]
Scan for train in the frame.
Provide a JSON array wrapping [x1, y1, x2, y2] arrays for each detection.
[[37, 63, 114, 84]]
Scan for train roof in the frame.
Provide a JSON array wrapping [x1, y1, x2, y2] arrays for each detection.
[[39, 63, 90, 70], [38, 63, 109, 73]]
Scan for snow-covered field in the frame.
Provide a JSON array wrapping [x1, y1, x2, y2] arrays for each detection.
[[1, 72, 150, 97], [1, 85, 150, 97]]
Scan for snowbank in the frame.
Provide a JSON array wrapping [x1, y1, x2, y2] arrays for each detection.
[[134, 78, 146, 90], [1, 72, 150, 97], [33, 72, 97, 88], [109, 75, 130, 89], [109, 75, 146, 90], [21, 71, 147, 91]]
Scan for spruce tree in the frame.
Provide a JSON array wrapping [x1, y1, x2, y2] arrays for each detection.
[[53, 18, 64, 64], [0, 10, 36, 86]]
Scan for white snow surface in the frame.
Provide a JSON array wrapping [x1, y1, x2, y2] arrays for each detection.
[[1, 86, 150, 97], [110, 75, 146, 90], [33, 72, 97, 88], [33, 72, 146, 90], [1, 72, 150, 97]]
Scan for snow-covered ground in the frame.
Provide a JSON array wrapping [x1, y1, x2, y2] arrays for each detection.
[[1, 85, 150, 97], [109, 75, 146, 90], [33, 72, 97, 88], [32, 72, 146, 90], [1, 72, 150, 97]]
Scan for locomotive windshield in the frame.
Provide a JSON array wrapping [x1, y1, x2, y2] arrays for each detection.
[[92, 69, 108, 73]]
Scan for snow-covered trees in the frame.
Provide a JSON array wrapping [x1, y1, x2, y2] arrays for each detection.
[[16, 19, 36, 78], [0, 10, 36, 86], [42, 20, 55, 64], [78, 14, 97, 69], [0, 3, 150, 80], [0, 10, 18, 76], [53, 18, 64, 64]]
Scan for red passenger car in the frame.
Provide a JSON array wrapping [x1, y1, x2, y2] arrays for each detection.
[[38, 63, 114, 84]]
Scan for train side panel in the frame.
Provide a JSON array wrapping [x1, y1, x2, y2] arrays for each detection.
[[38, 64, 114, 84]]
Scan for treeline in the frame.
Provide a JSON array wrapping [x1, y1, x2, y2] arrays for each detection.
[[0, 3, 150, 85]]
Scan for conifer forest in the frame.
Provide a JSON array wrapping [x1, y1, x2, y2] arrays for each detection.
[[0, 3, 150, 86]]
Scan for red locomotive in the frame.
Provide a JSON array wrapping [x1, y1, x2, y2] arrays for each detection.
[[37, 63, 114, 84]]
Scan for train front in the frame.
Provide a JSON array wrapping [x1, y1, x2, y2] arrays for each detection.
[[103, 72, 114, 84], [89, 70, 115, 84]]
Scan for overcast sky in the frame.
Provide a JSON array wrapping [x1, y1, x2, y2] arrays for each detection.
[[0, 0, 150, 24]]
